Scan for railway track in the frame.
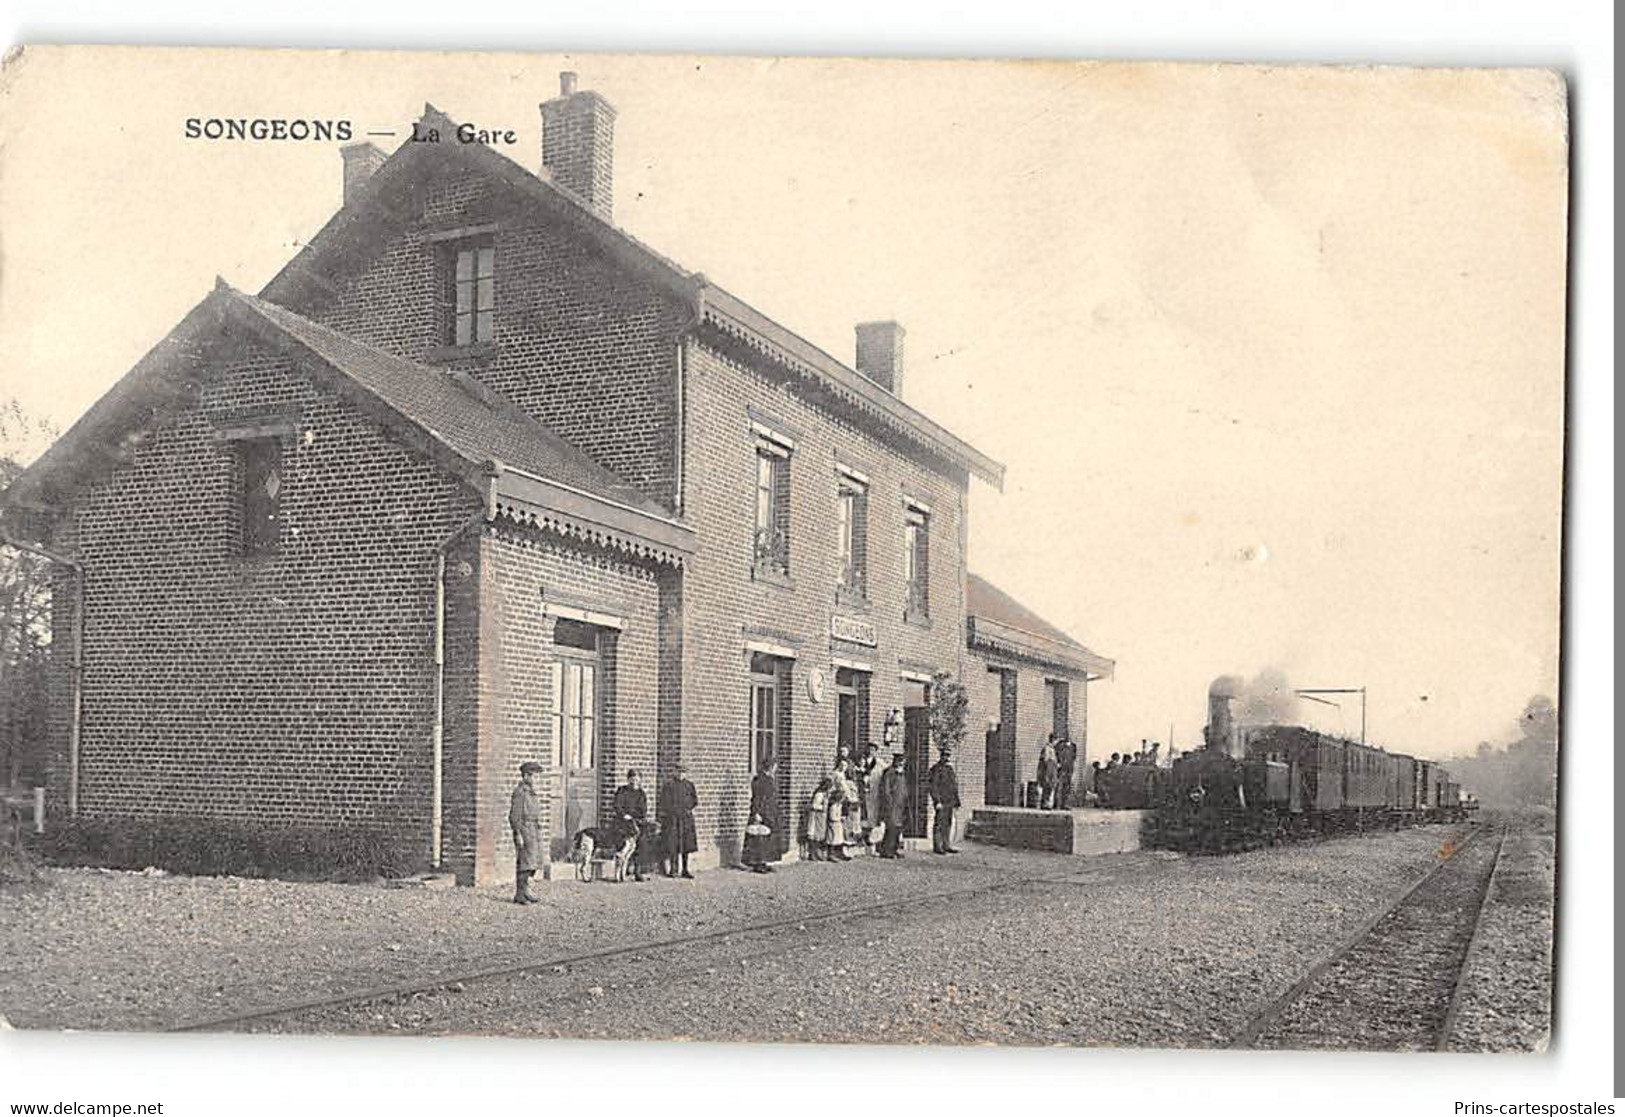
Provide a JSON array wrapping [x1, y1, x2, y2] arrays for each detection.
[[1230, 822, 1505, 1051], [169, 858, 1123, 1034]]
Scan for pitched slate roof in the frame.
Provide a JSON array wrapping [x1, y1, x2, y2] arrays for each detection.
[[260, 104, 1005, 490], [4, 282, 693, 562], [966, 572, 1114, 680], [230, 289, 670, 518]]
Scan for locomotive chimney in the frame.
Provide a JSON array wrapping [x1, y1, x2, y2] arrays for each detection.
[[1207, 676, 1243, 758]]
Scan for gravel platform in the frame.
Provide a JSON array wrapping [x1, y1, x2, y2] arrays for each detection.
[[1, 845, 1045, 1032], [1442, 818, 1555, 1052], [223, 826, 1469, 1048]]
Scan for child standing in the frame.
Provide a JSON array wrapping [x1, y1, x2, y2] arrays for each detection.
[[805, 778, 831, 861]]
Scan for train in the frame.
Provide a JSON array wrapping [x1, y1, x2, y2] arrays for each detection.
[[1143, 683, 1475, 853]]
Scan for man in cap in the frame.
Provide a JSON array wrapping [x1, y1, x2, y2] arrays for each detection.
[[927, 746, 962, 854], [509, 761, 545, 904], [875, 752, 910, 859], [612, 767, 651, 882]]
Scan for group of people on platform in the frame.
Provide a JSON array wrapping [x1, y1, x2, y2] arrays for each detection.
[[507, 740, 970, 902], [800, 741, 961, 860], [1034, 732, 1081, 810], [1031, 737, 1170, 813]]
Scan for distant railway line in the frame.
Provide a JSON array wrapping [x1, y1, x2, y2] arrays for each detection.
[[1231, 822, 1504, 1050]]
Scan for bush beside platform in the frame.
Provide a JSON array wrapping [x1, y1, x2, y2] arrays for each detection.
[[27, 816, 420, 882]]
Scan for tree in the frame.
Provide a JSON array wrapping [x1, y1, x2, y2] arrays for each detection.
[[929, 671, 968, 759], [0, 398, 58, 787]]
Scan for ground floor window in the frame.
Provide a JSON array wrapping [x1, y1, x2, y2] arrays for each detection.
[[834, 667, 871, 758], [749, 652, 787, 774], [551, 658, 597, 770]]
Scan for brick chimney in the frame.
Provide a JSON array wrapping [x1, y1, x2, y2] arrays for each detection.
[[540, 71, 616, 221], [340, 141, 387, 206], [854, 321, 906, 396]]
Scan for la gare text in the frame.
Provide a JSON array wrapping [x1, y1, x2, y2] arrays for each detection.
[[182, 118, 518, 145], [409, 121, 518, 144]]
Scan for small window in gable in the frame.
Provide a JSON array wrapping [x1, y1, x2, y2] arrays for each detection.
[[446, 240, 495, 347], [239, 437, 283, 557]]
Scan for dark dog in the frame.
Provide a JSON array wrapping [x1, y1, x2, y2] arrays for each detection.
[[571, 823, 638, 882]]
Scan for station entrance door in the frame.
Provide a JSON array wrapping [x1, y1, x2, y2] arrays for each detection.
[[901, 678, 931, 838]]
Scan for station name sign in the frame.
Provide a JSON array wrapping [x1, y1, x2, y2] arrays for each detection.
[[830, 614, 878, 647]]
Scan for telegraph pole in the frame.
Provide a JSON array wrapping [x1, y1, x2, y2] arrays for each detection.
[[1295, 687, 1368, 746]]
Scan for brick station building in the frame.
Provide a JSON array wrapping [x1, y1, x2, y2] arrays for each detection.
[[3, 75, 1111, 885]]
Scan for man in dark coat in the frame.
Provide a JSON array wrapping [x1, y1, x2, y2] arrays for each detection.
[[927, 747, 961, 854], [509, 761, 545, 904], [875, 752, 909, 859], [1037, 734, 1059, 809], [1055, 735, 1078, 810], [660, 762, 699, 879], [742, 756, 781, 873], [611, 768, 651, 882]]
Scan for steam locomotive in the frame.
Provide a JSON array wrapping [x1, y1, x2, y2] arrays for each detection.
[[1147, 684, 1473, 853]]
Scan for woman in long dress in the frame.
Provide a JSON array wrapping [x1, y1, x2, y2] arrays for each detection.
[[825, 768, 851, 861], [742, 757, 780, 873], [1037, 741, 1059, 809]]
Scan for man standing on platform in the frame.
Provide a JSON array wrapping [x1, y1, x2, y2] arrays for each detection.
[[927, 747, 961, 855], [1055, 734, 1078, 810], [876, 752, 909, 859], [509, 761, 544, 905]]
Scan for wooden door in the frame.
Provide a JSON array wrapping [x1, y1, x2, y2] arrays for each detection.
[[903, 706, 930, 838]]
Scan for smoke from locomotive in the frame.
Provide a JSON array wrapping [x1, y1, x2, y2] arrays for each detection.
[[1206, 669, 1301, 758]]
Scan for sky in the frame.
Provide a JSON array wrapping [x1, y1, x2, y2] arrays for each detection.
[[0, 48, 1568, 759]]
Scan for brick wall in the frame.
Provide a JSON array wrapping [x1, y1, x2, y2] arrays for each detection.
[[676, 336, 970, 865], [462, 526, 664, 886], [965, 648, 1093, 809], [306, 167, 690, 508], [42, 334, 481, 860]]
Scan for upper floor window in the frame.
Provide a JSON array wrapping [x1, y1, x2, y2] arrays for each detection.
[[753, 439, 791, 579], [836, 473, 868, 604], [447, 241, 495, 347], [903, 502, 930, 622], [238, 437, 282, 557]]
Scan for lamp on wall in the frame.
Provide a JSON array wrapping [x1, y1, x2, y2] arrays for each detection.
[[882, 708, 903, 746]]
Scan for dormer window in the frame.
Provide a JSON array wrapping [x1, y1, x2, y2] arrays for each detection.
[[447, 241, 495, 347]]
